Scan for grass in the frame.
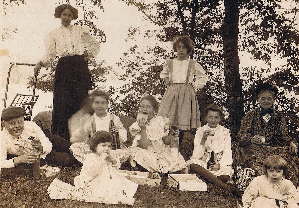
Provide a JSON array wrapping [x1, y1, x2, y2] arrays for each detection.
[[0, 167, 238, 208]]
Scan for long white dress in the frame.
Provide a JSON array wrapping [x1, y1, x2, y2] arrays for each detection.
[[48, 152, 138, 205], [129, 116, 186, 173]]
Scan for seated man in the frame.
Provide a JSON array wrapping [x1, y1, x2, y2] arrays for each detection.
[[0, 106, 52, 175]]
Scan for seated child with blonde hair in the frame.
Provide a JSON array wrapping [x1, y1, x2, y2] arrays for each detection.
[[242, 155, 299, 208]]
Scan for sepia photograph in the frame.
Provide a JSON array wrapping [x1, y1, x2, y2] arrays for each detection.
[[1, 0, 299, 207]]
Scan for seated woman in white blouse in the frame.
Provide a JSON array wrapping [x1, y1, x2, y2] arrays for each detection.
[[70, 90, 127, 163], [34, 4, 100, 148], [0, 107, 52, 175]]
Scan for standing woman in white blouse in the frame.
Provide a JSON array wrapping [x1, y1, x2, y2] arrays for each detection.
[[158, 35, 208, 160], [34, 4, 100, 144]]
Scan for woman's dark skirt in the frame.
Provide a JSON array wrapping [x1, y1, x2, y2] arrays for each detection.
[[52, 55, 92, 141]]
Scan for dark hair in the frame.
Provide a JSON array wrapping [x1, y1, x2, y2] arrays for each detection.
[[204, 104, 225, 121], [89, 89, 110, 103], [54, 4, 78, 19], [140, 95, 159, 113], [173, 35, 194, 54], [263, 155, 288, 178], [89, 131, 112, 152], [254, 83, 278, 101]]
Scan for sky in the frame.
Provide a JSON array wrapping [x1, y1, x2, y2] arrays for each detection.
[[0, 0, 153, 114], [0, 0, 149, 63], [1, 0, 299, 114]]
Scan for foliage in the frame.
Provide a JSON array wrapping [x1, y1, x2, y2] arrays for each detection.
[[1, 0, 108, 92], [113, 0, 299, 141], [114, 0, 225, 117], [27, 59, 110, 92]]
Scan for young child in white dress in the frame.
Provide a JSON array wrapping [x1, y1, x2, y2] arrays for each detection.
[[187, 104, 240, 197], [48, 131, 138, 205], [129, 95, 186, 174], [242, 155, 299, 208]]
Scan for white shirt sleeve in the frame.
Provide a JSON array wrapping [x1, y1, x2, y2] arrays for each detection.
[[0, 132, 15, 169], [41, 31, 56, 67], [242, 177, 260, 208], [129, 122, 141, 147], [70, 117, 92, 144], [29, 122, 52, 158], [146, 116, 169, 141], [160, 61, 170, 79], [219, 128, 233, 168], [189, 128, 206, 165], [113, 115, 127, 143], [74, 153, 103, 188], [284, 180, 299, 202], [191, 62, 208, 91]]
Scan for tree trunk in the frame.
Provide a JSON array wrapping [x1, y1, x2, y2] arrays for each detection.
[[222, 0, 244, 137]]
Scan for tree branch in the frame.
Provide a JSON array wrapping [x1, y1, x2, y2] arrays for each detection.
[[175, 0, 188, 33], [189, 0, 199, 40]]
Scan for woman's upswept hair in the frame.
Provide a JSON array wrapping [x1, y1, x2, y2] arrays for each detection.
[[254, 82, 279, 101], [263, 155, 288, 177], [54, 4, 78, 19], [173, 35, 194, 54]]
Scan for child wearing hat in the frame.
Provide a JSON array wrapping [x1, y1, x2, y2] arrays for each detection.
[[128, 95, 186, 174], [0, 106, 52, 174]]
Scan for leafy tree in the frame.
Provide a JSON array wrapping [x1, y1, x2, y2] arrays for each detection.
[[222, 0, 244, 136], [115, 0, 299, 140]]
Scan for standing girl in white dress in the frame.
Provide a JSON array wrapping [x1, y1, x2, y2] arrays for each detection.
[[34, 4, 100, 148], [158, 35, 208, 160], [242, 155, 299, 208]]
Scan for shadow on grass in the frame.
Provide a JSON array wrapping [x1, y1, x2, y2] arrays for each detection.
[[0, 167, 238, 208]]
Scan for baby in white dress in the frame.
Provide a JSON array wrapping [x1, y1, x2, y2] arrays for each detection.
[[48, 131, 137, 205], [242, 155, 299, 208]]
